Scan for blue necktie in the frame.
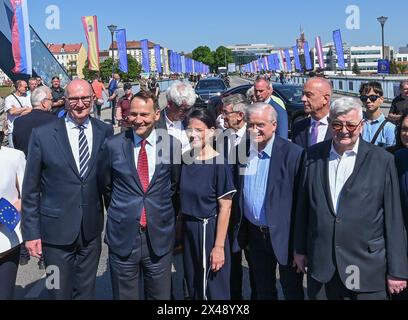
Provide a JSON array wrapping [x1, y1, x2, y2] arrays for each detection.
[[78, 125, 90, 178]]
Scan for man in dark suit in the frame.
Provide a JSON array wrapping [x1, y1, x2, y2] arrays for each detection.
[[294, 97, 408, 300], [22, 79, 113, 300], [13, 86, 56, 156], [292, 77, 332, 149], [232, 102, 305, 300], [98, 90, 181, 300], [156, 81, 196, 153]]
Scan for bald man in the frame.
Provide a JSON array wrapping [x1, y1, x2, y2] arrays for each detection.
[[22, 79, 113, 299], [292, 78, 333, 149]]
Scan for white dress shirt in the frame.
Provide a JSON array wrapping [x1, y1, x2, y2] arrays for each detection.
[[164, 110, 191, 153], [0, 147, 25, 254], [310, 115, 329, 145], [328, 139, 359, 214], [227, 124, 247, 154], [134, 129, 157, 182], [65, 115, 93, 172], [4, 94, 32, 134]]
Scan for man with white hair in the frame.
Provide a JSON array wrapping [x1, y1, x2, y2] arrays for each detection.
[[232, 102, 305, 300], [156, 81, 196, 152], [13, 86, 56, 157], [294, 97, 408, 300]]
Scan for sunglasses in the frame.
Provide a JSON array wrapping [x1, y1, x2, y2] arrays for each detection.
[[360, 95, 380, 103], [331, 120, 363, 133]]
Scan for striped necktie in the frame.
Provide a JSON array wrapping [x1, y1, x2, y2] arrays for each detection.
[[78, 125, 90, 178]]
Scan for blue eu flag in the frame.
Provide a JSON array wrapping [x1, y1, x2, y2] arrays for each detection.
[[0, 198, 21, 233]]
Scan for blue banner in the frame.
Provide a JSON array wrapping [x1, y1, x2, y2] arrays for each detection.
[[273, 54, 280, 71], [303, 42, 312, 70], [154, 44, 162, 74], [140, 39, 150, 73], [168, 50, 174, 72], [292, 45, 302, 71], [284, 49, 292, 72], [116, 29, 128, 73], [378, 59, 390, 74], [333, 29, 345, 70]]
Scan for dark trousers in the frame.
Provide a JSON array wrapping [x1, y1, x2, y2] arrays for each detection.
[[0, 245, 20, 300], [110, 100, 116, 125], [42, 232, 101, 300], [248, 223, 304, 300], [230, 248, 257, 300], [307, 272, 388, 300], [109, 227, 172, 300]]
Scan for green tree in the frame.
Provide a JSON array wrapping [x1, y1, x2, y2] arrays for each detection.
[[213, 46, 234, 70], [397, 63, 408, 74], [83, 54, 142, 82], [352, 59, 361, 74], [192, 46, 215, 70]]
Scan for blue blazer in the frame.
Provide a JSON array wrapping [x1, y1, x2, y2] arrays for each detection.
[[232, 135, 304, 266], [292, 117, 332, 149], [98, 129, 181, 258], [22, 118, 113, 245]]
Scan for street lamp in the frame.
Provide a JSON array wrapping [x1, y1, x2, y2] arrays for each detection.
[[377, 16, 388, 60], [107, 24, 117, 75]]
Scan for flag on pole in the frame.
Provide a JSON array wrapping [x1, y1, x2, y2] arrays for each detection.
[[333, 29, 346, 70], [315, 36, 325, 69], [116, 29, 128, 73], [81, 16, 100, 71], [292, 45, 302, 71], [140, 39, 150, 73], [284, 49, 292, 72], [154, 45, 162, 74], [303, 42, 312, 70], [11, 0, 32, 74]]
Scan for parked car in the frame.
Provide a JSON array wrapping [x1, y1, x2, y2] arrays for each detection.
[[207, 82, 306, 132], [194, 77, 228, 108]]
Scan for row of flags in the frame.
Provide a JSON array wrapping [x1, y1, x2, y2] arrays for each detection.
[[242, 30, 346, 73], [81, 16, 210, 75]]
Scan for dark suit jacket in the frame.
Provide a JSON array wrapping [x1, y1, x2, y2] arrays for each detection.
[[22, 118, 114, 245], [98, 129, 181, 258], [395, 148, 408, 233], [291, 117, 332, 149], [232, 135, 305, 266], [294, 139, 408, 292], [13, 109, 57, 156]]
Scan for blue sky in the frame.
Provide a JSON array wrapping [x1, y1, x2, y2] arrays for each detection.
[[28, 0, 407, 52]]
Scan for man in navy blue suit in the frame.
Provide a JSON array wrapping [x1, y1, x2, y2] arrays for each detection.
[[98, 90, 181, 300], [292, 77, 332, 149], [22, 79, 113, 299], [232, 102, 305, 300]]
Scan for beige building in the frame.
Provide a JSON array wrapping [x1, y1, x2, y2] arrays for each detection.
[[47, 43, 87, 78]]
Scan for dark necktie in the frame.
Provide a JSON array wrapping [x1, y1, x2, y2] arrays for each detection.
[[78, 125, 90, 178], [138, 140, 149, 227]]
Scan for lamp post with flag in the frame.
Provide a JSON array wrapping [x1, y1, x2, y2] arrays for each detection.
[[107, 24, 117, 75], [377, 16, 388, 60]]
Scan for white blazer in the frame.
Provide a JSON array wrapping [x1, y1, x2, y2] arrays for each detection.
[[0, 147, 25, 254]]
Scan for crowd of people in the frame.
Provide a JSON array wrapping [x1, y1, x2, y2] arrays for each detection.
[[1, 73, 408, 301]]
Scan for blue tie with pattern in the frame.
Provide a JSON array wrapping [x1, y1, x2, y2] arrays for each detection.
[[78, 125, 90, 178]]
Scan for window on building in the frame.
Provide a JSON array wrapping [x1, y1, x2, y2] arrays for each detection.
[[349, 81, 353, 91], [339, 81, 343, 90], [404, 58, 408, 62]]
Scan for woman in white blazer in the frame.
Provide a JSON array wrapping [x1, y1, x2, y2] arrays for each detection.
[[0, 131, 26, 299]]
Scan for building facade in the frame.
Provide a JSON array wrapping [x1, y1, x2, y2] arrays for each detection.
[[47, 43, 87, 78]]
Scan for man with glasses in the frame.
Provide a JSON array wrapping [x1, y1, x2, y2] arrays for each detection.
[[4, 80, 32, 148], [22, 79, 113, 299], [360, 82, 395, 148], [294, 97, 408, 300], [156, 81, 196, 153]]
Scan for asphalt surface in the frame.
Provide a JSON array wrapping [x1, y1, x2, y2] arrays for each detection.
[[15, 76, 374, 300]]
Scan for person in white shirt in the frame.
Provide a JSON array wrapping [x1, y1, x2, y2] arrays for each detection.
[[0, 134, 26, 299], [4, 80, 32, 147], [157, 81, 196, 153]]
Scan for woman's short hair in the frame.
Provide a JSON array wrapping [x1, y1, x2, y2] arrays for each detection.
[[187, 108, 216, 129]]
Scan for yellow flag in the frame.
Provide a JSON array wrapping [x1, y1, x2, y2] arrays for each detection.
[[81, 16, 100, 71]]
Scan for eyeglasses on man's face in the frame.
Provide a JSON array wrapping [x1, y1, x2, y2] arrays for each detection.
[[331, 120, 363, 133], [67, 96, 92, 105]]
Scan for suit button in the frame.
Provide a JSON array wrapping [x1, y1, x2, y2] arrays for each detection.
[[336, 218, 341, 223]]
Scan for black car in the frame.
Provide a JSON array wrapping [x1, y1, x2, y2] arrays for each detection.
[[194, 77, 228, 108], [207, 82, 306, 130]]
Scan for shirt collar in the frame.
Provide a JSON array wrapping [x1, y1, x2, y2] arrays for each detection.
[[164, 109, 181, 128], [65, 113, 90, 129], [363, 112, 385, 123], [250, 134, 275, 158], [134, 128, 157, 147], [311, 115, 329, 126], [235, 124, 247, 138], [330, 138, 360, 158]]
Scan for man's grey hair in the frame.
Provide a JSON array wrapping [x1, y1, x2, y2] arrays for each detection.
[[221, 93, 249, 113], [31, 86, 52, 108], [246, 86, 255, 101], [330, 97, 362, 120], [245, 102, 277, 122], [254, 76, 273, 89], [166, 81, 196, 108]]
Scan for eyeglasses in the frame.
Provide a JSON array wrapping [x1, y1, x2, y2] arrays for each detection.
[[68, 96, 92, 105], [331, 120, 363, 132], [360, 95, 380, 103]]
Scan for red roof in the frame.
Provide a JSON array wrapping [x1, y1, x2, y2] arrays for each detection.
[[109, 40, 156, 50], [47, 43, 83, 54]]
